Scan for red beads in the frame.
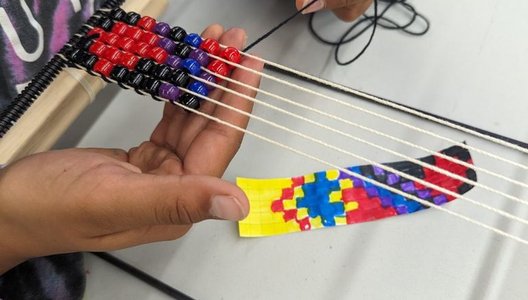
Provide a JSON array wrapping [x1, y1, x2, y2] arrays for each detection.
[[102, 46, 122, 64], [100, 32, 120, 46], [141, 31, 160, 46], [200, 38, 221, 55], [221, 47, 241, 68], [125, 25, 143, 40], [111, 21, 128, 35], [93, 59, 115, 77], [120, 52, 140, 69], [133, 42, 151, 57], [116, 36, 135, 52], [207, 60, 229, 77], [88, 27, 105, 37], [88, 41, 107, 56], [148, 46, 168, 64], [137, 16, 156, 31]]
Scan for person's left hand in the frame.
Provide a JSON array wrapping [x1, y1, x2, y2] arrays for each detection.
[[149, 25, 254, 179]]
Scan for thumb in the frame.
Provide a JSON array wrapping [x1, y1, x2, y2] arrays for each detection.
[[108, 174, 249, 227]]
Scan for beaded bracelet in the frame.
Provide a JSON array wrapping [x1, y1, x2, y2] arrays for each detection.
[[63, 8, 241, 110]]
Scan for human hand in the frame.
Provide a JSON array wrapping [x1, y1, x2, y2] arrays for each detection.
[[0, 25, 263, 273], [296, 0, 373, 22]]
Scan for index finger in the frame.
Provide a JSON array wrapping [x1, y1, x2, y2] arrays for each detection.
[[183, 32, 264, 177]]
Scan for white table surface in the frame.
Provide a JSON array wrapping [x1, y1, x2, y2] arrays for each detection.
[[72, 0, 528, 299]]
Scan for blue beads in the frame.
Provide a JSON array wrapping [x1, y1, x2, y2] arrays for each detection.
[[181, 58, 201, 76], [188, 81, 208, 97], [183, 33, 202, 48]]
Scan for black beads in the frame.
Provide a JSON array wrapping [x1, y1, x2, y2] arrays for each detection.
[[153, 64, 172, 81], [82, 53, 98, 69], [174, 43, 192, 58], [170, 69, 191, 87], [127, 71, 145, 88], [109, 8, 126, 21], [136, 58, 155, 74], [143, 78, 162, 95], [97, 17, 115, 31], [65, 47, 84, 64], [169, 26, 187, 42], [179, 93, 200, 110], [110, 66, 129, 82], [124, 12, 141, 25], [75, 36, 96, 51]]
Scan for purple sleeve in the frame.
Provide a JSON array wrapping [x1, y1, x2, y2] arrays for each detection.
[[0, 1, 104, 298], [0, 0, 104, 112]]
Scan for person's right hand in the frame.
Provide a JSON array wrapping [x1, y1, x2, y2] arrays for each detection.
[[296, 0, 373, 22]]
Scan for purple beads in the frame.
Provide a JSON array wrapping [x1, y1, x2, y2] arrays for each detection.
[[400, 181, 416, 193], [189, 49, 210, 66], [158, 82, 181, 103], [416, 189, 431, 199], [366, 186, 379, 198], [433, 194, 448, 205], [166, 55, 182, 69], [386, 173, 400, 185], [380, 196, 393, 208], [373, 166, 385, 176], [154, 22, 171, 37], [396, 206, 409, 215], [199, 72, 216, 90], [158, 38, 177, 53]]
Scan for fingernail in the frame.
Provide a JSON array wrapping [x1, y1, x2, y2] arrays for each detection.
[[210, 195, 245, 221], [301, 0, 325, 14]]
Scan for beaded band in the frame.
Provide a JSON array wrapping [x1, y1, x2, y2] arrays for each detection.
[[64, 8, 242, 110]]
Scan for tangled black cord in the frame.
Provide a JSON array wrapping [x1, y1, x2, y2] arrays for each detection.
[[308, 0, 430, 65]]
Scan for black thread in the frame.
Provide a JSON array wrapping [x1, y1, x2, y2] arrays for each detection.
[[91, 252, 195, 300], [243, 0, 319, 52], [308, 0, 429, 65]]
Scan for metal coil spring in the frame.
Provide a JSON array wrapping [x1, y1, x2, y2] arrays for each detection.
[[0, 0, 126, 138]]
